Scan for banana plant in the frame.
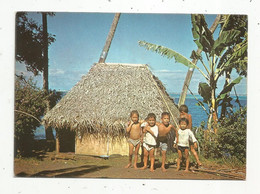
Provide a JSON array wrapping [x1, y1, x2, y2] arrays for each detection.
[[139, 14, 247, 132]]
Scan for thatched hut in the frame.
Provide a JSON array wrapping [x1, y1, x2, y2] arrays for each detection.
[[43, 63, 179, 156]]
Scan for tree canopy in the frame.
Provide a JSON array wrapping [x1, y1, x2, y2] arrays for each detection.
[[15, 12, 55, 76]]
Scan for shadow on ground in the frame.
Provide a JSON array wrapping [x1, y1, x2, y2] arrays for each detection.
[[16, 165, 110, 178]]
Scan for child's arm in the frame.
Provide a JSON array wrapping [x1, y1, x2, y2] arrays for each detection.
[[126, 121, 133, 133], [146, 126, 158, 138], [171, 124, 178, 144], [188, 114, 192, 129], [193, 142, 198, 149], [140, 122, 148, 142], [173, 133, 178, 148], [189, 129, 198, 148]]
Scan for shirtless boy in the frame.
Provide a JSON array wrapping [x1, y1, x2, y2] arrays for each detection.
[[179, 104, 202, 167], [157, 112, 177, 172], [125, 110, 143, 169]]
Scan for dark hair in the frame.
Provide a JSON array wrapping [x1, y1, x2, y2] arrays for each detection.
[[147, 113, 156, 120], [179, 117, 189, 125], [161, 112, 170, 118], [179, 104, 189, 113], [130, 110, 139, 117]]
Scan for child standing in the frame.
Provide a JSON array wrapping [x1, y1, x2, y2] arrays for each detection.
[[157, 112, 177, 172], [179, 104, 202, 167], [140, 113, 158, 172], [174, 118, 198, 172], [125, 110, 143, 169]]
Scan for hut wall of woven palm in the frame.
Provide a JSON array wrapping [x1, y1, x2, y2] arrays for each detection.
[[43, 63, 180, 137]]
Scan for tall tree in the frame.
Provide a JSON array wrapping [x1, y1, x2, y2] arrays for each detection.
[[41, 12, 56, 141], [16, 12, 56, 141], [98, 13, 121, 63], [139, 14, 247, 133], [15, 12, 55, 76], [217, 15, 247, 119], [178, 15, 221, 107]]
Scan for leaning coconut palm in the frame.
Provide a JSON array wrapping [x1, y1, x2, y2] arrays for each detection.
[[139, 14, 247, 133], [43, 63, 179, 156]]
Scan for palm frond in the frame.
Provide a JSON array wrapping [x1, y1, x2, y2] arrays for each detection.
[[138, 40, 208, 79], [139, 40, 195, 68]]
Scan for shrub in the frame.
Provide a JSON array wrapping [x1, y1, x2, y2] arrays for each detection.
[[15, 75, 62, 157], [15, 76, 47, 157], [194, 107, 247, 163], [217, 107, 247, 163]]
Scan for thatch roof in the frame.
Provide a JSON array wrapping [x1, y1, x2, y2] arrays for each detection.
[[43, 63, 179, 138]]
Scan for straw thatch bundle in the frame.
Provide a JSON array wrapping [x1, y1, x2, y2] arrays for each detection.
[[43, 63, 179, 139]]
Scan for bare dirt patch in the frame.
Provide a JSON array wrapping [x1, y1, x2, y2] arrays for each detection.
[[14, 151, 245, 180]]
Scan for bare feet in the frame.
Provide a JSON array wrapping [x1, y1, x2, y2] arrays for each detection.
[[198, 161, 202, 166], [125, 163, 132, 168], [140, 166, 147, 170], [184, 169, 189, 172], [161, 167, 167, 172], [176, 167, 180, 171], [133, 165, 138, 169], [150, 168, 155, 172]]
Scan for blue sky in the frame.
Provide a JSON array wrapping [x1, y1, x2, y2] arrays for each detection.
[[15, 12, 247, 95]]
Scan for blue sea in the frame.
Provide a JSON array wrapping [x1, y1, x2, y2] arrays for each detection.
[[170, 94, 247, 127], [34, 94, 247, 139]]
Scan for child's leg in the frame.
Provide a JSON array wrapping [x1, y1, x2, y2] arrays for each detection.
[[190, 145, 202, 166], [133, 143, 140, 169], [184, 148, 190, 172], [140, 148, 148, 169], [125, 143, 134, 168], [149, 148, 155, 172], [176, 149, 182, 171], [161, 150, 167, 172], [140, 145, 144, 164]]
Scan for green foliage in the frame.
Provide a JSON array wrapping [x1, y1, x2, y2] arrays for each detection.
[[198, 82, 211, 104], [138, 41, 197, 69], [15, 12, 55, 76], [15, 75, 62, 157], [15, 76, 47, 156], [211, 29, 241, 56], [191, 14, 214, 53], [217, 107, 247, 162], [194, 107, 247, 163], [216, 76, 243, 106]]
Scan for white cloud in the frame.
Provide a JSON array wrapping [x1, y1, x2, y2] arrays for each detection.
[[49, 68, 65, 75], [153, 69, 184, 74]]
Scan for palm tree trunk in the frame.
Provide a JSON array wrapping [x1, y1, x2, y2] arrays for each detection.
[[42, 13, 49, 94], [178, 15, 222, 107], [42, 12, 54, 141], [98, 13, 121, 63]]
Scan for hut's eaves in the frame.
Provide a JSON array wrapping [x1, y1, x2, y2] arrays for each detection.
[[43, 63, 179, 137]]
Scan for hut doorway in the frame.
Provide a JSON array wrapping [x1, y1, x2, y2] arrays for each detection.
[[56, 128, 75, 152]]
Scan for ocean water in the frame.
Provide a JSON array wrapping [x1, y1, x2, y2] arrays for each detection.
[[34, 94, 247, 139], [171, 94, 247, 127]]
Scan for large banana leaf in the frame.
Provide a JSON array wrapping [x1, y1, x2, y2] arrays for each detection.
[[190, 50, 202, 61], [216, 39, 247, 78], [198, 82, 211, 104], [216, 93, 233, 107], [216, 76, 243, 104], [191, 14, 214, 53], [138, 41, 197, 69], [211, 29, 241, 56], [223, 41, 247, 68]]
